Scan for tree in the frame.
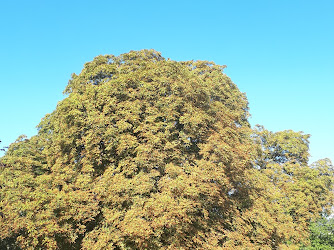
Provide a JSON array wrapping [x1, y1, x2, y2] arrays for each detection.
[[301, 159, 334, 249], [253, 124, 310, 168], [252, 126, 334, 248], [304, 217, 334, 249], [0, 50, 332, 249]]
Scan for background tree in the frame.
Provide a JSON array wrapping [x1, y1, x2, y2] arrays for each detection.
[[251, 126, 334, 248], [301, 159, 334, 249], [303, 217, 334, 249]]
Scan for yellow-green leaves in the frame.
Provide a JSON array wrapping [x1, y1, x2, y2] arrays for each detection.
[[1, 50, 332, 249]]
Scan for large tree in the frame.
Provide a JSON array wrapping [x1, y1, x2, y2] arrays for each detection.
[[0, 50, 332, 249]]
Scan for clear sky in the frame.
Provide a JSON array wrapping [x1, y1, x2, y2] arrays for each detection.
[[0, 0, 333, 163]]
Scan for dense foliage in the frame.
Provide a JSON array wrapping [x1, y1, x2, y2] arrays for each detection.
[[0, 50, 333, 249], [302, 217, 334, 249]]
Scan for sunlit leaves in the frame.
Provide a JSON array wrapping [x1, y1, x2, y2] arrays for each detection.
[[1, 50, 332, 249]]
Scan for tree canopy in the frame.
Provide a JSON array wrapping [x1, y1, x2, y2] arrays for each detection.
[[305, 217, 334, 249], [0, 50, 333, 249]]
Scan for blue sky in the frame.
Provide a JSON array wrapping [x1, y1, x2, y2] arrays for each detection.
[[0, 0, 333, 163]]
